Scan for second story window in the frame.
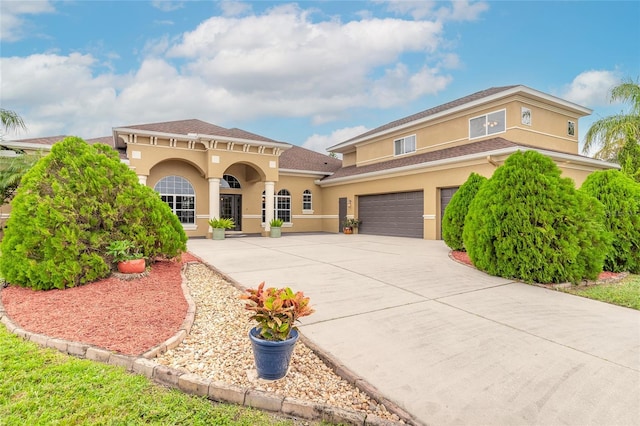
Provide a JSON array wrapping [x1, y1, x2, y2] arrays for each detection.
[[470, 109, 506, 139], [394, 135, 416, 156]]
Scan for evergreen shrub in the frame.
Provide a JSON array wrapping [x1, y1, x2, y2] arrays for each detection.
[[580, 169, 640, 273], [0, 137, 187, 290], [462, 150, 609, 283], [442, 172, 487, 251]]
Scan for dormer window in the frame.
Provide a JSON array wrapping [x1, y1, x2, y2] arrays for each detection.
[[394, 135, 416, 156], [469, 109, 506, 139]]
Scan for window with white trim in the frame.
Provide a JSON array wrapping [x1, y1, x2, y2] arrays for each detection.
[[276, 189, 291, 222], [303, 190, 312, 211], [262, 189, 292, 223], [394, 135, 416, 156], [154, 176, 195, 224], [469, 110, 506, 139]]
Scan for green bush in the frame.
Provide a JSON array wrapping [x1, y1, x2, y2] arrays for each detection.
[[442, 172, 487, 251], [0, 137, 187, 290], [580, 169, 640, 273], [463, 150, 609, 283]]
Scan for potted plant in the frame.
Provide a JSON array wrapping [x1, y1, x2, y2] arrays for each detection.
[[240, 282, 315, 380], [106, 240, 145, 274], [343, 217, 361, 234], [269, 218, 284, 238], [208, 217, 235, 240]]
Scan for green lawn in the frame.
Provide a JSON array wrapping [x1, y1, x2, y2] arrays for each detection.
[[564, 274, 640, 310], [0, 326, 301, 426]]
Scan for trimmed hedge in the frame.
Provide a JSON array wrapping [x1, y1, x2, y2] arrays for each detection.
[[442, 172, 487, 251], [580, 169, 640, 273], [0, 137, 187, 290], [463, 150, 609, 284]]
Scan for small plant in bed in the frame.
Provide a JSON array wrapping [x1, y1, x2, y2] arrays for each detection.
[[106, 240, 146, 274]]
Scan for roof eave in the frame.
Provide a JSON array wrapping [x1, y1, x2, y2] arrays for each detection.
[[318, 146, 617, 186], [278, 168, 334, 177], [113, 127, 291, 149], [0, 141, 54, 151]]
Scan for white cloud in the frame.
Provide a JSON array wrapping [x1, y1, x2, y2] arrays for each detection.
[[166, 5, 449, 121], [0, 53, 121, 139], [302, 126, 369, 154], [1, 3, 463, 141], [219, 1, 253, 17], [561, 70, 621, 107], [0, 0, 55, 42], [151, 1, 185, 12], [384, 0, 489, 22]]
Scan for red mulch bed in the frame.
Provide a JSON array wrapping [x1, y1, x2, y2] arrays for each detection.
[[1, 253, 200, 356], [450, 250, 624, 283]]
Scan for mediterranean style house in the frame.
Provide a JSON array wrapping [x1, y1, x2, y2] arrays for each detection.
[[1, 85, 618, 239]]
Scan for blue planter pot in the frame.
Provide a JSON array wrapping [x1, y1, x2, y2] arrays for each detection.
[[249, 327, 299, 380]]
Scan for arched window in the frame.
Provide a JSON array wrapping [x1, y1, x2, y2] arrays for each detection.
[[154, 176, 195, 224], [276, 189, 291, 223], [302, 189, 312, 211], [261, 189, 291, 223], [221, 174, 241, 189]]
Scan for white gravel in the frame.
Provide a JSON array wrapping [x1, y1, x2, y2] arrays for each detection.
[[154, 263, 402, 422]]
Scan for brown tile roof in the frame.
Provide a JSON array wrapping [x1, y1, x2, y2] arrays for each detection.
[[340, 86, 519, 145], [322, 137, 520, 181], [119, 119, 281, 144], [279, 145, 342, 174], [86, 136, 128, 159], [2, 135, 67, 146], [86, 135, 116, 147]]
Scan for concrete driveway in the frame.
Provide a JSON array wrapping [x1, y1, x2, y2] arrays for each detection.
[[187, 234, 640, 426]]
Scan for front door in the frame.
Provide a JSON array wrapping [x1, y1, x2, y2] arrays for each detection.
[[338, 197, 347, 232], [220, 194, 242, 231]]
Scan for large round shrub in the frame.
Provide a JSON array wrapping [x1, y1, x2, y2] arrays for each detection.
[[442, 172, 487, 251], [580, 169, 640, 273], [0, 137, 187, 290], [462, 150, 609, 283]]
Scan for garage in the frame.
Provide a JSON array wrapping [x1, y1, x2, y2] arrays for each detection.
[[358, 191, 424, 238]]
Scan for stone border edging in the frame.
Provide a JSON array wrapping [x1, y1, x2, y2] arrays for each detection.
[[0, 260, 416, 426], [196, 258, 420, 426]]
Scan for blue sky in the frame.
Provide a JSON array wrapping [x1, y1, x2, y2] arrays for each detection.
[[1, 1, 638, 155]]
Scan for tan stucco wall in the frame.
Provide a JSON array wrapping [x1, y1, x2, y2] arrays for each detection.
[[352, 94, 583, 167]]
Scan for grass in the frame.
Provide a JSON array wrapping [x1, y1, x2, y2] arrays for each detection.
[[0, 326, 304, 426], [563, 274, 640, 310]]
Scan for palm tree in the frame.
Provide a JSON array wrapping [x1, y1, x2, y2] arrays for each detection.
[[0, 108, 27, 136], [582, 79, 640, 161], [0, 109, 34, 205], [0, 152, 41, 204]]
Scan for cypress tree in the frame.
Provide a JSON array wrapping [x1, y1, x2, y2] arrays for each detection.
[[0, 137, 187, 290], [463, 150, 609, 283], [580, 170, 640, 273], [442, 172, 487, 251]]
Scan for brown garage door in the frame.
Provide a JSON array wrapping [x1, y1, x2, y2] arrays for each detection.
[[358, 191, 424, 238]]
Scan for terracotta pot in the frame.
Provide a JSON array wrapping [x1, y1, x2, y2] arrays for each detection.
[[343, 227, 353, 234], [117, 258, 146, 274]]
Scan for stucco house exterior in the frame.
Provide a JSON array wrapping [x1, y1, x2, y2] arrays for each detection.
[[1, 85, 618, 239]]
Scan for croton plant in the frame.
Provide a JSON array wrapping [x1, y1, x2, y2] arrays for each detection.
[[241, 282, 315, 341]]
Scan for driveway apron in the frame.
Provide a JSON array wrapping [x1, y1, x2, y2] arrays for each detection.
[[187, 234, 640, 426]]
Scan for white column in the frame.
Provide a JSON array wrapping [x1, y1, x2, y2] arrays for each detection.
[[264, 181, 275, 232], [209, 178, 220, 231], [137, 174, 147, 185]]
